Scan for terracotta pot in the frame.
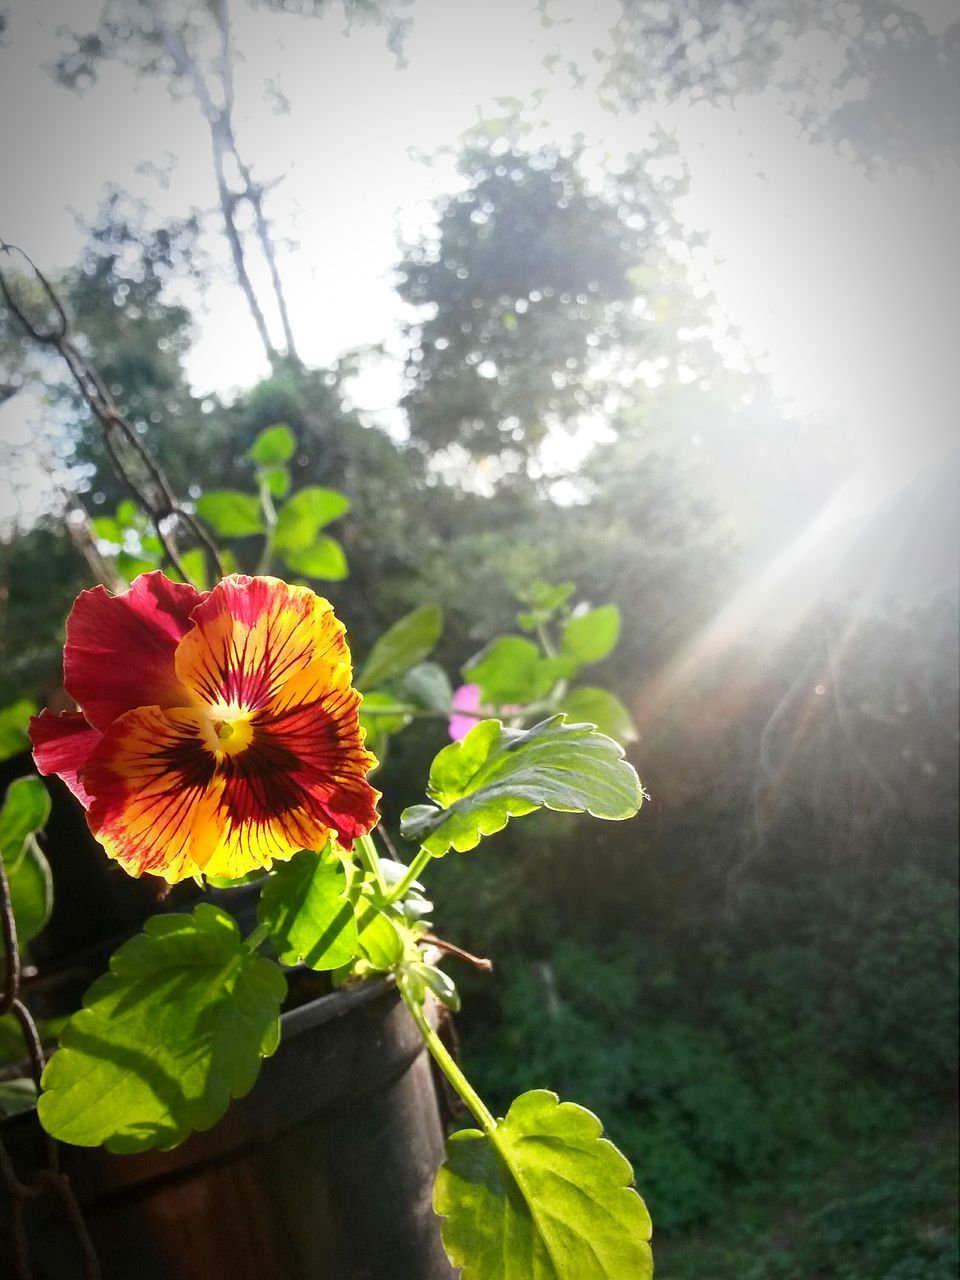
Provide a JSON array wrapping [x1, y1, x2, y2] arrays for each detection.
[[1, 979, 456, 1280]]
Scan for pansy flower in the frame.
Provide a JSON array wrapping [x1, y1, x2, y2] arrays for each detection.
[[29, 572, 380, 884]]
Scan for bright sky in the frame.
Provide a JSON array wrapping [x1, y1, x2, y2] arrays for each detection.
[[0, 0, 957, 528]]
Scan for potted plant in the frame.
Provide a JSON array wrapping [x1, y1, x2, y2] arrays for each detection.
[[0, 260, 653, 1280]]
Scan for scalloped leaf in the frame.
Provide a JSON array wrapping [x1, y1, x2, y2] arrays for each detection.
[[257, 848, 358, 970], [400, 716, 643, 856], [435, 1089, 653, 1280], [38, 904, 286, 1154]]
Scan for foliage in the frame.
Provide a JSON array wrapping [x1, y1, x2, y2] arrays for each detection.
[[38, 904, 287, 1153], [0, 776, 53, 949], [397, 143, 646, 459], [436, 1090, 653, 1280], [598, 0, 960, 169], [401, 716, 643, 855]]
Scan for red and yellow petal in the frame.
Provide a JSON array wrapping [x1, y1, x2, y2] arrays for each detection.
[[83, 706, 219, 883], [82, 695, 380, 883], [65, 571, 204, 730], [29, 709, 103, 807], [174, 575, 351, 714]]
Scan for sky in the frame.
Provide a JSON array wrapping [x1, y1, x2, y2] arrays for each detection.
[[0, 0, 957, 530]]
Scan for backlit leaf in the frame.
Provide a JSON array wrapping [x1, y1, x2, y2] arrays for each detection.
[[463, 636, 556, 704], [435, 1089, 653, 1280], [274, 486, 350, 553], [357, 606, 442, 691], [257, 849, 358, 970], [400, 715, 643, 856], [0, 700, 36, 762], [260, 465, 291, 499], [177, 547, 210, 591], [196, 490, 265, 537], [354, 901, 406, 970], [280, 535, 348, 580], [248, 423, 295, 465], [38, 904, 286, 1153], [560, 687, 637, 746], [397, 662, 453, 712], [0, 777, 53, 946], [561, 605, 621, 664]]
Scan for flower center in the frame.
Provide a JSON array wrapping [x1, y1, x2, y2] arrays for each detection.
[[199, 704, 254, 758]]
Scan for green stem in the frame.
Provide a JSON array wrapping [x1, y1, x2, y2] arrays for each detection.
[[401, 984, 498, 1136], [255, 475, 278, 575], [385, 846, 434, 904], [244, 923, 269, 951], [536, 621, 557, 659], [356, 831, 388, 897]]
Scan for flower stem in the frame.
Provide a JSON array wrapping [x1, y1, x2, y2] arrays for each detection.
[[401, 983, 498, 1136], [385, 846, 434, 904], [244, 923, 270, 951], [356, 831, 389, 898], [255, 474, 278, 575]]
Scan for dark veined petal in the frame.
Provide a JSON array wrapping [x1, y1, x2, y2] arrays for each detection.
[[64, 572, 204, 729], [83, 706, 219, 883], [174, 575, 351, 712], [82, 701, 379, 883], [28, 710, 103, 807]]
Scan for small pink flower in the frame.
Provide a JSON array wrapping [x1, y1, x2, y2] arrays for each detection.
[[448, 684, 521, 741], [448, 683, 483, 741]]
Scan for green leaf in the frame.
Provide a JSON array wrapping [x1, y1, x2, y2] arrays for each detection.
[[0, 773, 52, 947], [257, 849, 358, 971], [196, 490, 265, 537], [177, 547, 210, 591], [248, 423, 295, 465], [400, 716, 643, 856], [279, 536, 348, 580], [274, 487, 351, 553], [359, 692, 413, 735], [403, 961, 461, 1012], [435, 1090, 653, 1280], [91, 515, 124, 544], [116, 552, 159, 582], [0, 1078, 37, 1119], [0, 776, 51, 860], [38, 904, 286, 1153], [560, 687, 637, 746], [357, 691, 411, 763], [260, 465, 291, 499], [354, 902, 405, 971], [561, 606, 621, 664], [397, 661, 453, 712], [463, 636, 556, 705], [4, 834, 53, 947], [357, 606, 443, 692], [116, 498, 140, 527], [0, 700, 36, 762]]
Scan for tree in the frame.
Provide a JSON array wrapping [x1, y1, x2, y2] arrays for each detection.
[[397, 140, 679, 464], [52, 0, 413, 363], [597, 0, 959, 169]]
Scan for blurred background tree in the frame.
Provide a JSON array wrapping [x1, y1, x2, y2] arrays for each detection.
[[0, 0, 956, 1275]]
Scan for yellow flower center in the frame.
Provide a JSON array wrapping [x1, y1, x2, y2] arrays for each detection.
[[199, 704, 254, 758]]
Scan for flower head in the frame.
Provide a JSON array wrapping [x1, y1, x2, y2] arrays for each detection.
[[30, 572, 380, 883]]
